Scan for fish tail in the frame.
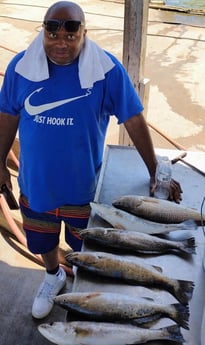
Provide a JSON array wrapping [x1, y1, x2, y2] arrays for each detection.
[[173, 279, 194, 304], [180, 219, 198, 230], [182, 237, 196, 254], [171, 303, 190, 330], [163, 325, 185, 343]]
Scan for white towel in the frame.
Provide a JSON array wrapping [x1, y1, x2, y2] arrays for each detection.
[[15, 31, 115, 89]]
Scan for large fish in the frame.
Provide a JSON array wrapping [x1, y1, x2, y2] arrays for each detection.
[[38, 321, 185, 345], [80, 227, 196, 255], [66, 251, 194, 304], [54, 291, 190, 329], [90, 202, 197, 234], [113, 194, 205, 224]]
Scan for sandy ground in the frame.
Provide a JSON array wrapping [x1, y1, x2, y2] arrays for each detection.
[[0, 0, 205, 152]]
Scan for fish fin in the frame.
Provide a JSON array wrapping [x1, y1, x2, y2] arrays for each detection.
[[172, 303, 190, 330], [132, 314, 162, 326], [86, 292, 102, 299], [162, 324, 185, 343], [141, 296, 155, 302], [180, 219, 198, 230], [182, 237, 196, 254], [152, 265, 163, 273], [174, 279, 195, 304], [141, 196, 159, 204]]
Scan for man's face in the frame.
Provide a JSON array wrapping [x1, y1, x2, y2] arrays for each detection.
[[43, 7, 87, 65]]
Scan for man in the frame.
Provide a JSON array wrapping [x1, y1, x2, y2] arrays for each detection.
[[0, 1, 182, 319]]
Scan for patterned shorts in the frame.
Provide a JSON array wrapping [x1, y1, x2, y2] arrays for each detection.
[[19, 195, 91, 254]]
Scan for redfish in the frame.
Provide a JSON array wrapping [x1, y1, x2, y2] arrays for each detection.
[[66, 251, 194, 304], [112, 194, 205, 224], [90, 202, 197, 234]]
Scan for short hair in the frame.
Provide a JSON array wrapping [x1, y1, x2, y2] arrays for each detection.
[[44, 1, 85, 23]]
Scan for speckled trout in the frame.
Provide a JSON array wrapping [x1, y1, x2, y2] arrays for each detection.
[[90, 202, 197, 234], [113, 195, 205, 224], [38, 321, 185, 345], [80, 227, 196, 255], [54, 291, 190, 329], [66, 251, 194, 304]]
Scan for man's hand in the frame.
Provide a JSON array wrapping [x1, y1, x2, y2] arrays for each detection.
[[150, 176, 183, 204], [168, 178, 183, 203]]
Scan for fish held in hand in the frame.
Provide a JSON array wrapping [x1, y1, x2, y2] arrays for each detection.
[[54, 291, 190, 329], [66, 251, 194, 304], [80, 227, 196, 255], [90, 202, 197, 234], [112, 195, 205, 224], [38, 321, 185, 345]]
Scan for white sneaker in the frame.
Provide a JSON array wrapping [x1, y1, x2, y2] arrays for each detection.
[[32, 267, 66, 319]]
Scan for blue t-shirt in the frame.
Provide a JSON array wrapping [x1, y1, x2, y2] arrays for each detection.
[[0, 51, 143, 212]]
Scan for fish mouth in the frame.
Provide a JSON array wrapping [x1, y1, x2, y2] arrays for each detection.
[[65, 252, 98, 266], [65, 252, 77, 264], [79, 229, 88, 237]]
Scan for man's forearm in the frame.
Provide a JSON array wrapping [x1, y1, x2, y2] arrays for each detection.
[[124, 113, 157, 178]]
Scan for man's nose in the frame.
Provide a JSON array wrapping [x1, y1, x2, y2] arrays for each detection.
[[56, 37, 68, 47]]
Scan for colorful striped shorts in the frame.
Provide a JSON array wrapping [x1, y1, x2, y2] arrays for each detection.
[[19, 195, 91, 254]]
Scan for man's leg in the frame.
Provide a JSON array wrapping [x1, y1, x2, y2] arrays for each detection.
[[19, 195, 66, 319], [42, 245, 59, 271], [62, 203, 91, 252], [32, 245, 66, 319]]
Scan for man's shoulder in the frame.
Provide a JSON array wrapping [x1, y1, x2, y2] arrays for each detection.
[[104, 51, 128, 78], [6, 51, 26, 71], [104, 50, 121, 66]]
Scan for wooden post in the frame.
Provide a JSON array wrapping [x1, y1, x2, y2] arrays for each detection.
[[119, 0, 150, 146]]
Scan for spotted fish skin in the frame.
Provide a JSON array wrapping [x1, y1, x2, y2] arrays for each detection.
[[66, 251, 194, 305], [38, 321, 185, 345], [54, 291, 190, 329], [80, 227, 196, 255]]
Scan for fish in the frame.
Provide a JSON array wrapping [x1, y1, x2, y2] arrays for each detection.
[[112, 194, 205, 224], [38, 321, 185, 345], [80, 227, 196, 255], [54, 291, 190, 329], [90, 202, 197, 234], [66, 251, 194, 304]]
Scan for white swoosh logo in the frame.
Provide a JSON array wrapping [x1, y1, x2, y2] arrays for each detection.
[[25, 87, 91, 115]]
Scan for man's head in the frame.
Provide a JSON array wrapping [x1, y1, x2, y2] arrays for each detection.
[[43, 1, 87, 65]]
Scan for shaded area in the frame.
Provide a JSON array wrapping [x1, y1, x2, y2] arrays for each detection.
[[0, 228, 73, 345]]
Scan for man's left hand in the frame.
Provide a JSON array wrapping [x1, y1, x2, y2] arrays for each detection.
[[150, 177, 182, 204]]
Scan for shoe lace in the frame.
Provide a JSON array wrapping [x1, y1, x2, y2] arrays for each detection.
[[36, 281, 55, 299]]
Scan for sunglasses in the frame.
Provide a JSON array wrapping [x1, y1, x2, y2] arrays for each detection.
[[43, 19, 84, 33]]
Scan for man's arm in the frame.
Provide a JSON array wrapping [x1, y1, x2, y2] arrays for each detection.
[[124, 113, 157, 178], [124, 113, 182, 203], [0, 112, 20, 188]]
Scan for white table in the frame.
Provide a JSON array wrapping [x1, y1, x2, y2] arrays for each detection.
[[72, 145, 205, 345]]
